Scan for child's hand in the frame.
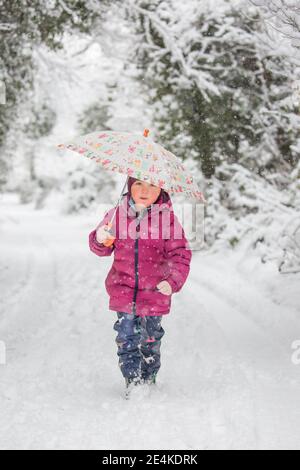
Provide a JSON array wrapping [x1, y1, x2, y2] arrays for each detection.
[[96, 224, 113, 244], [156, 280, 172, 296]]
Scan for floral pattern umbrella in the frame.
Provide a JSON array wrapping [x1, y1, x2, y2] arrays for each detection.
[[57, 128, 206, 203]]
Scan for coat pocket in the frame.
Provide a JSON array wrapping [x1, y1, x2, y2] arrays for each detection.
[[154, 289, 172, 308]]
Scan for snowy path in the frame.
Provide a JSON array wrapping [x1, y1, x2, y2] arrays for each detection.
[[1, 194, 300, 449]]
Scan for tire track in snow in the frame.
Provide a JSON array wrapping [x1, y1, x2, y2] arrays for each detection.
[[0, 248, 35, 323], [189, 261, 299, 378], [188, 270, 294, 382], [0, 229, 63, 449], [171, 284, 260, 449], [235, 254, 300, 323], [1, 234, 58, 350], [187, 267, 300, 449]]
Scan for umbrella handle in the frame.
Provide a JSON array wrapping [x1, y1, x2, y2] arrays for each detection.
[[101, 176, 129, 247], [102, 222, 116, 247]]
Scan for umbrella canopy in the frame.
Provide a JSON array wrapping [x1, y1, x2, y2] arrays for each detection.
[[57, 128, 206, 203]]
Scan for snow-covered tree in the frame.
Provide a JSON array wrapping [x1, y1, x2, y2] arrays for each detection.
[[249, 0, 300, 46], [123, 0, 299, 179], [0, 0, 109, 190]]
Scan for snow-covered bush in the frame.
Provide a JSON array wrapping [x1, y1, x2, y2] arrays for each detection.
[[60, 168, 115, 215], [204, 161, 300, 272]]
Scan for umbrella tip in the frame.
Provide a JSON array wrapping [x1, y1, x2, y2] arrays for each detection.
[[143, 128, 150, 137]]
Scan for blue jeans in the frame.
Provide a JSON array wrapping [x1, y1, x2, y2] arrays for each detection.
[[113, 312, 165, 381]]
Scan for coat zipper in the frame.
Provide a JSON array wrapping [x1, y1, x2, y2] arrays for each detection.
[[132, 216, 141, 314], [130, 204, 153, 315], [132, 237, 139, 314]]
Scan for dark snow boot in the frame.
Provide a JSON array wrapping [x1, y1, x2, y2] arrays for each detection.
[[143, 372, 157, 386], [124, 376, 144, 400]]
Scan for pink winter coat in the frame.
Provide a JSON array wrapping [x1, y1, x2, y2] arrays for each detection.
[[89, 192, 192, 316]]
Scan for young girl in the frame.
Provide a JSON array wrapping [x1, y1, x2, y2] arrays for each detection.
[[89, 176, 192, 397]]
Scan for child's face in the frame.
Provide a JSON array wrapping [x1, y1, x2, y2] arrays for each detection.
[[131, 180, 161, 209]]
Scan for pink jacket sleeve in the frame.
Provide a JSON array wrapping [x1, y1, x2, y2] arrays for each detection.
[[89, 208, 115, 257], [162, 212, 192, 293]]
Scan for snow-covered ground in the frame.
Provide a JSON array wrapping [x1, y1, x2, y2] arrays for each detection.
[[0, 192, 300, 450]]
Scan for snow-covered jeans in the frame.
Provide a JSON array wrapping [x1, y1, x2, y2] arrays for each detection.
[[113, 312, 165, 381]]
